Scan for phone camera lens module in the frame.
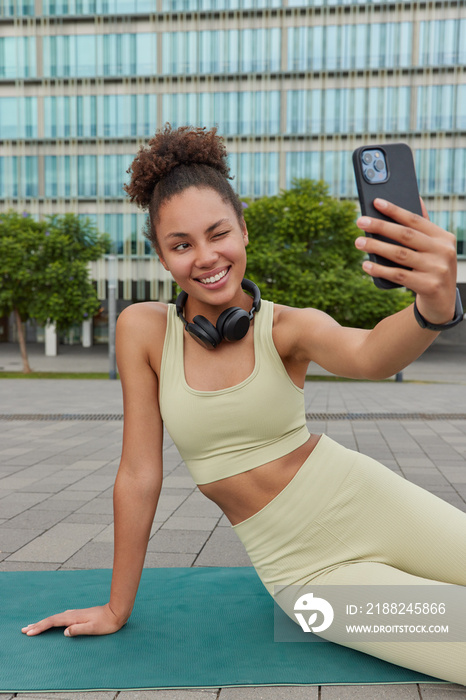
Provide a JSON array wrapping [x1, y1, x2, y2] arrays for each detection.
[[362, 153, 373, 165], [366, 168, 376, 180], [374, 159, 385, 172]]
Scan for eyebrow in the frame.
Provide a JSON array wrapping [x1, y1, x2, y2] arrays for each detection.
[[166, 218, 232, 240]]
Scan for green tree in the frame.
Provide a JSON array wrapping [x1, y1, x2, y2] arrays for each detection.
[[244, 179, 413, 328], [0, 211, 109, 373]]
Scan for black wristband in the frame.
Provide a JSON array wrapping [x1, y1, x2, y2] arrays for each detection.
[[413, 288, 464, 331]]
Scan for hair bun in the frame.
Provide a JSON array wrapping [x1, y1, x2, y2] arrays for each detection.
[[125, 124, 231, 209]]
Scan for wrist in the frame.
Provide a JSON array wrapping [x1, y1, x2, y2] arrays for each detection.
[[107, 600, 132, 626], [414, 288, 464, 331]]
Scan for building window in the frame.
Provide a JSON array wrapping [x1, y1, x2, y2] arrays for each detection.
[[162, 0, 281, 9], [43, 94, 157, 138], [42, 0, 154, 14], [81, 213, 151, 255], [163, 29, 280, 75], [0, 0, 35, 15], [0, 97, 38, 139], [229, 152, 279, 198], [163, 91, 280, 135], [415, 149, 465, 196], [0, 37, 36, 78], [44, 155, 133, 198], [416, 85, 462, 131], [419, 19, 466, 66], [288, 23, 412, 71], [0, 157, 38, 198], [286, 87, 411, 135], [42, 33, 157, 78], [286, 151, 355, 198]]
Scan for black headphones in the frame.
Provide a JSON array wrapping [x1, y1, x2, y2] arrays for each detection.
[[175, 278, 261, 350]]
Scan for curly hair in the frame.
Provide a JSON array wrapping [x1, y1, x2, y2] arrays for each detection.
[[124, 124, 244, 253]]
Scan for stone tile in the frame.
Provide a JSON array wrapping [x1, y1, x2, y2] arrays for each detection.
[[15, 694, 118, 700], [60, 541, 114, 569], [63, 513, 114, 525], [0, 492, 53, 518], [0, 528, 43, 553], [63, 459, 109, 471], [143, 552, 196, 567], [321, 684, 420, 699], [156, 493, 191, 513], [162, 475, 197, 489], [0, 562, 59, 571], [147, 529, 210, 554], [438, 467, 466, 483], [0, 475, 42, 489], [118, 692, 219, 700], [63, 475, 116, 491], [46, 489, 101, 502], [454, 484, 466, 498], [419, 684, 466, 698], [395, 458, 436, 468], [162, 516, 220, 532], [175, 494, 223, 518], [220, 688, 318, 699], [193, 527, 252, 567], [1, 509, 67, 530], [75, 498, 114, 515], [93, 523, 114, 542], [6, 522, 106, 563]]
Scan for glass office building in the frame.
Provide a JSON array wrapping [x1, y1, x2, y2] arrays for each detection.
[[1, 0, 465, 340]]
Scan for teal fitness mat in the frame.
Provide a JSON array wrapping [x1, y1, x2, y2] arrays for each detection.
[[1, 567, 443, 692]]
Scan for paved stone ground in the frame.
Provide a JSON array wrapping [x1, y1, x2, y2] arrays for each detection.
[[0, 343, 465, 699]]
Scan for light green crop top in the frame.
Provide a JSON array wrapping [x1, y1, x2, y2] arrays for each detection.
[[159, 299, 310, 485]]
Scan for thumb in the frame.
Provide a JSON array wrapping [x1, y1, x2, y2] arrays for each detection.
[[64, 622, 93, 637]]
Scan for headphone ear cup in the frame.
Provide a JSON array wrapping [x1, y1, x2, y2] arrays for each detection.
[[189, 315, 222, 349], [216, 307, 250, 342]]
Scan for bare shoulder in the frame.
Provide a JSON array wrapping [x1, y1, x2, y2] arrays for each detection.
[[272, 303, 331, 328], [117, 301, 167, 351], [116, 302, 169, 470], [116, 301, 169, 379], [272, 303, 339, 360], [117, 301, 168, 336]]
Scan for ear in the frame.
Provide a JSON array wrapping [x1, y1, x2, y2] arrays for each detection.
[[241, 219, 249, 247], [158, 253, 169, 271]]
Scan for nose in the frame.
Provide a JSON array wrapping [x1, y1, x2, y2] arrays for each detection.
[[195, 241, 219, 269]]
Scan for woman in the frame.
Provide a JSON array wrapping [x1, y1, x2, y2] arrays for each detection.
[[22, 126, 466, 685]]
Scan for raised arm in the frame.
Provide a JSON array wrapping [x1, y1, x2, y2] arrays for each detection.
[[22, 304, 166, 637], [275, 199, 460, 381]]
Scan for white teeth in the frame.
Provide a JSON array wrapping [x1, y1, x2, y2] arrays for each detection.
[[199, 269, 228, 285]]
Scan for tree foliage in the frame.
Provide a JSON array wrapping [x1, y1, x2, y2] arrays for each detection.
[[0, 210, 109, 371], [244, 179, 413, 328], [0, 210, 109, 329]]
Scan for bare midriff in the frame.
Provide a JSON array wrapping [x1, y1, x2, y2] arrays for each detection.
[[198, 433, 322, 526]]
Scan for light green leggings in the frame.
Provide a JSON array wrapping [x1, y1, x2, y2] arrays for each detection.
[[233, 434, 466, 685]]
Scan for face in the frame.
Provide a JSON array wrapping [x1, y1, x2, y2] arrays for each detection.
[[156, 186, 249, 310]]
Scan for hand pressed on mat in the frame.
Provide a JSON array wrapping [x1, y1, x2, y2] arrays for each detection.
[[22, 602, 125, 637]]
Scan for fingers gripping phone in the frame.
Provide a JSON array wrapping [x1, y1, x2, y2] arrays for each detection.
[[352, 142, 423, 290]]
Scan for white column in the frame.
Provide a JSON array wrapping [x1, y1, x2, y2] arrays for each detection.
[[82, 319, 93, 348], [45, 321, 58, 357]]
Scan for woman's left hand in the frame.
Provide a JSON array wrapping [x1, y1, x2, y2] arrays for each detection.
[[355, 198, 458, 326]]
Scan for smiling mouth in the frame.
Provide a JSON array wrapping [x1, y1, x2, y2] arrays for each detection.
[[197, 268, 230, 285]]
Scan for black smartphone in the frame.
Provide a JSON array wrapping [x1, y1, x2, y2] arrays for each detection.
[[352, 142, 422, 290]]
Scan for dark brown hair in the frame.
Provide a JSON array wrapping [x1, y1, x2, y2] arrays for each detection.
[[124, 124, 244, 253]]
